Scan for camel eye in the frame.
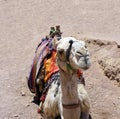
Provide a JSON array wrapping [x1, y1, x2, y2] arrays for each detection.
[[76, 51, 82, 56], [58, 49, 64, 55]]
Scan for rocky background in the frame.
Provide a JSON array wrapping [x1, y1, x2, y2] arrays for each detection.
[[0, 0, 120, 119]]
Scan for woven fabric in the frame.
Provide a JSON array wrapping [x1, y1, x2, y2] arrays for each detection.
[[44, 50, 59, 82], [42, 72, 60, 95], [28, 38, 52, 93]]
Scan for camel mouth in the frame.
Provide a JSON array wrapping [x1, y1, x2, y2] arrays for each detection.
[[76, 58, 91, 70], [76, 56, 91, 70], [81, 65, 90, 70]]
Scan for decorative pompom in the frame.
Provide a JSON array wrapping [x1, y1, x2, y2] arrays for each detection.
[[40, 95, 46, 102], [37, 108, 43, 113], [37, 108, 41, 113]]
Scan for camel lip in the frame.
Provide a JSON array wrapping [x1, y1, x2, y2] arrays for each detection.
[[80, 65, 90, 70], [82, 67, 89, 70]]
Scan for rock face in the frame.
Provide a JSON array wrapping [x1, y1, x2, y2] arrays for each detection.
[[98, 59, 120, 82], [85, 38, 120, 84], [85, 39, 117, 47]]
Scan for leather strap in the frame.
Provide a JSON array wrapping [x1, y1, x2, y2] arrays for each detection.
[[66, 40, 73, 63], [62, 101, 80, 109]]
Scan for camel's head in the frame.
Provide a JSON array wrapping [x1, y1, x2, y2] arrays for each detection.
[[56, 37, 91, 71]]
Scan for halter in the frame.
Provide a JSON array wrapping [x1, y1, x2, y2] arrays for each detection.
[[66, 40, 73, 63], [66, 40, 74, 72]]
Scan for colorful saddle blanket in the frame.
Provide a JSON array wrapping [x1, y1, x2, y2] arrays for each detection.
[[28, 38, 55, 93]]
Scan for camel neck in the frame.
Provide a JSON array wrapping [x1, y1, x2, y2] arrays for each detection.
[[59, 69, 79, 105]]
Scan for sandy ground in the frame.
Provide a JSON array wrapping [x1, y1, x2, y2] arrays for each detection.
[[0, 0, 120, 119]]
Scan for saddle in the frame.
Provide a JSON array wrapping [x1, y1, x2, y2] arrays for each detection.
[[27, 26, 62, 96]]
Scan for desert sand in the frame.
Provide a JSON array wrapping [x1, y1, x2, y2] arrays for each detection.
[[0, 0, 120, 119]]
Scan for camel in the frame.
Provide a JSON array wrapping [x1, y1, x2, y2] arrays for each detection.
[[39, 37, 91, 119]]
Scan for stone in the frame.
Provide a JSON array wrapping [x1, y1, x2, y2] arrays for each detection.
[[21, 91, 26, 96]]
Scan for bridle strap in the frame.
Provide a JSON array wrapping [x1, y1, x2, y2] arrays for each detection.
[[66, 40, 74, 63], [62, 100, 80, 109]]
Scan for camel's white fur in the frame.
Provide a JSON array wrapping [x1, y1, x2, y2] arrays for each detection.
[[41, 37, 91, 119], [43, 79, 60, 117]]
